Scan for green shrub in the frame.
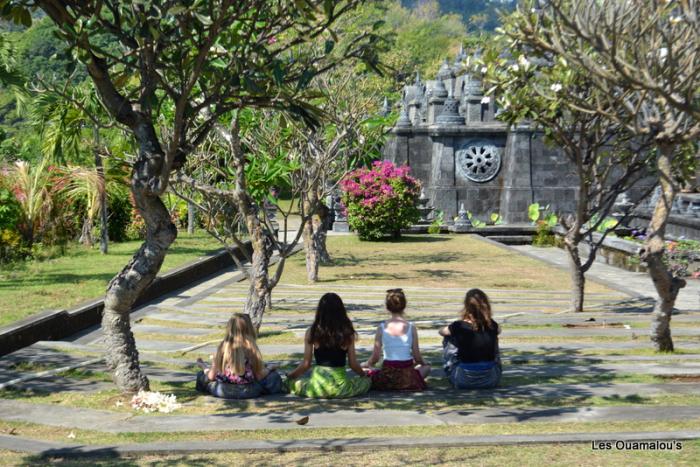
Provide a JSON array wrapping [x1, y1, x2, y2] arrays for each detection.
[[532, 220, 556, 247], [427, 210, 444, 234], [106, 194, 133, 242], [0, 188, 20, 231]]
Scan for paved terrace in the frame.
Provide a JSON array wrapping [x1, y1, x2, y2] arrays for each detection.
[[1, 235, 699, 456]]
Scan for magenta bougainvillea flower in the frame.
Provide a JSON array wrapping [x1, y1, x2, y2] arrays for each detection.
[[340, 161, 420, 240]]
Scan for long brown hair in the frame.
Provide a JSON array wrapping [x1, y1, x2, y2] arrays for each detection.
[[214, 313, 264, 376], [461, 288, 494, 332], [309, 293, 356, 349], [385, 288, 407, 315]]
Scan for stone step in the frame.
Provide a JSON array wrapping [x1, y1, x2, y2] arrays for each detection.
[[486, 235, 533, 245]]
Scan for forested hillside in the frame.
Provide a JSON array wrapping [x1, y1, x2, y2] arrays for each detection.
[[402, 0, 515, 31]]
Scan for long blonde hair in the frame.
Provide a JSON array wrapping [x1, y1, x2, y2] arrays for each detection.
[[214, 313, 264, 376]]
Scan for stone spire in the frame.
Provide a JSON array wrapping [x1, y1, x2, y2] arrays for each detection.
[[437, 58, 455, 82], [414, 71, 422, 86], [436, 84, 465, 125], [396, 101, 412, 127], [381, 97, 391, 116], [454, 44, 467, 66]]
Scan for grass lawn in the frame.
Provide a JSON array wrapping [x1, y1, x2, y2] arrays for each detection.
[[279, 234, 617, 293], [0, 231, 222, 327], [2, 443, 699, 466]]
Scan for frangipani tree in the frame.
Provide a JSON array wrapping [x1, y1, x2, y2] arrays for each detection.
[[511, 0, 699, 351], [483, 11, 653, 313], [0, 0, 383, 392]]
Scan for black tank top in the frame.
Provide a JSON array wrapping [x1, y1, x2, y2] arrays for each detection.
[[314, 346, 347, 367]]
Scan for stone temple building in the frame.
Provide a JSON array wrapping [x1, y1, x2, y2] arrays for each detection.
[[382, 48, 581, 223]]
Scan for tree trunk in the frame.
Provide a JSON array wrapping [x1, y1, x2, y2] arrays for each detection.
[[243, 211, 273, 329], [187, 201, 196, 234], [94, 127, 108, 254], [316, 203, 331, 264], [303, 192, 328, 282], [564, 231, 585, 313], [102, 130, 177, 393], [303, 215, 319, 283], [80, 216, 94, 247], [643, 144, 686, 352]]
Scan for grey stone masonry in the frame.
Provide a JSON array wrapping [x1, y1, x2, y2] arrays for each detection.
[[383, 49, 656, 222]]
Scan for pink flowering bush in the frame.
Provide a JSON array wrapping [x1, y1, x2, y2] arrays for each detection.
[[340, 161, 421, 240]]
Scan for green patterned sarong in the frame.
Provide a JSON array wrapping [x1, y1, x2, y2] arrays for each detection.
[[288, 366, 371, 399]]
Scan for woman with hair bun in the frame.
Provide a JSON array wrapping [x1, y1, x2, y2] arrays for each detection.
[[439, 288, 502, 389], [363, 288, 430, 391]]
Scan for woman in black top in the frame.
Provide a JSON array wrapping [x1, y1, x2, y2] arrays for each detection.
[[287, 293, 371, 398], [438, 288, 502, 389]]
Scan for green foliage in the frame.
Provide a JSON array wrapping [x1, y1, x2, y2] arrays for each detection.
[[0, 225, 27, 262], [597, 217, 619, 234], [490, 212, 503, 225], [532, 220, 555, 247], [427, 209, 444, 234], [105, 193, 133, 243], [401, 0, 514, 32], [0, 186, 19, 230], [528, 203, 540, 224], [466, 211, 486, 228], [527, 203, 557, 227], [11, 18, 75, 84]]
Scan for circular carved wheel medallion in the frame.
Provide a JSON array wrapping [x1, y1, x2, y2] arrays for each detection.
[[456, 143, 501, 182]]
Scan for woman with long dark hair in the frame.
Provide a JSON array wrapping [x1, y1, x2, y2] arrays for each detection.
[[438, 288, 502, 389], [287, 292, 371, 398]]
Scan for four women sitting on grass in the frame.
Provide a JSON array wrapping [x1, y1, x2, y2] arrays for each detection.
[[195, 288, 501, 399]]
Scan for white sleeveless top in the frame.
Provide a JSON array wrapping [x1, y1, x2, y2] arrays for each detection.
[[381, 321, 413, 361]]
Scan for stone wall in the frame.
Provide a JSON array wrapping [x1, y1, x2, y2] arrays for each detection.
[[385, 122, 582, 223]]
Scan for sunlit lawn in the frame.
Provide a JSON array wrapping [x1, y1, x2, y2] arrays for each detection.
[[280, 234, 617, 293], [0, 231, 222, 327]]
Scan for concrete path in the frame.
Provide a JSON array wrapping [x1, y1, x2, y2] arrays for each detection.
[[2, 399, 699, 433], [3, 430, 700, 457]]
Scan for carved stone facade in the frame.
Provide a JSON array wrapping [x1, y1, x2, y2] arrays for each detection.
[[383, 50, 652, 223]]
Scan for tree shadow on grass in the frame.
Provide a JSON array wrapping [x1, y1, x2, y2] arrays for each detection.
[[0, 271, 117, 288], [324, 272, 411, 283], [413, 269, 465, 280]]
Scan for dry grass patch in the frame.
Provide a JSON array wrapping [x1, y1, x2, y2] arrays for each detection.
[[279, 235, 618, 293]]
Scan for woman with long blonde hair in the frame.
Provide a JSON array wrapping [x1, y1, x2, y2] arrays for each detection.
[[438, 288, 502, 389], [196, 313, 282, 398]]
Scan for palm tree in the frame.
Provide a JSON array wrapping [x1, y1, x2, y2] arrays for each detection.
[[60, 157, 129, 250], [1, 158, 54, 247], [30, 81, 119, 252]]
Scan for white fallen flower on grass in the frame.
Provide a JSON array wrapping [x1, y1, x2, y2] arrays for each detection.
[[131, 391, 182, 414], [550, 83, 563, 93]]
